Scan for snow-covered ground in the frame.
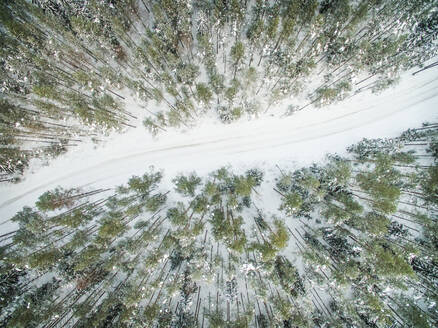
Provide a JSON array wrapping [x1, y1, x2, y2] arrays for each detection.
[[0, 65, 437, 229]]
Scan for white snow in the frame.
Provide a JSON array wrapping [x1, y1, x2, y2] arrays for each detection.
[[0, 63, 437, 231]]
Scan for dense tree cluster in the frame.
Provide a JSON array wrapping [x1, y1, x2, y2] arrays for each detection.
[[0, 123, 437, 327], [1, 0, 437, 181], [275, 122, 438, 328]]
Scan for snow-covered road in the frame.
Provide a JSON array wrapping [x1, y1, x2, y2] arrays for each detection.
[[1, 67, 437, 225]]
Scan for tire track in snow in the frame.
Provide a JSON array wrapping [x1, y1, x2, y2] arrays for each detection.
[[234, 91, 438, 155]]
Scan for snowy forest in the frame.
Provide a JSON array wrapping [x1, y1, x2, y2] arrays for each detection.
[[1, 0, 438, 327], [1, 0, 437, 181], [1, 124, 438, 327]]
